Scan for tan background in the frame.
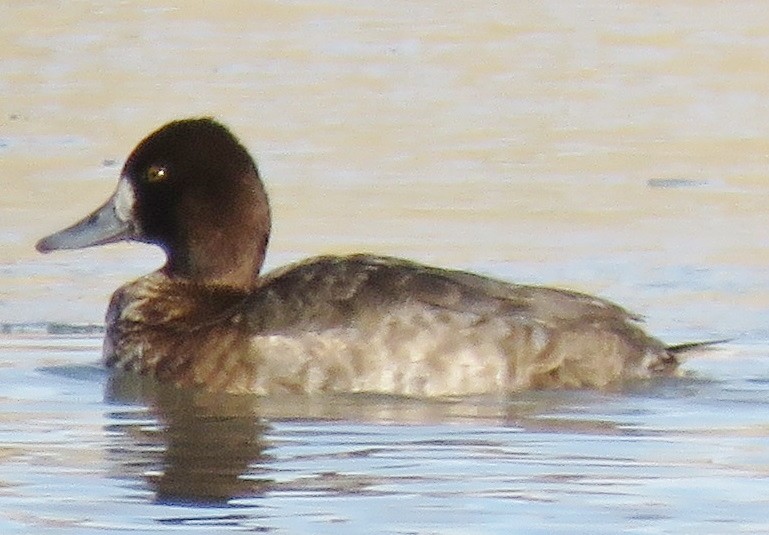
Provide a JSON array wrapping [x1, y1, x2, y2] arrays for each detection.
[[2, 2, 769, 335]]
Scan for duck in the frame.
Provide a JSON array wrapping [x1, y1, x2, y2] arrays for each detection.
[[37, 118, 709, 396]]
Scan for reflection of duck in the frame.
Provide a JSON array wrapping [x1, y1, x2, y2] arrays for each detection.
[[38, 118, 713, 396], [105, 372, 272, 504], [105, 368, 686, 513], [104, 371, 644, 506]]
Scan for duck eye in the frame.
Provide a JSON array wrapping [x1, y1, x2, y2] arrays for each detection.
[[145, 165, 168, 183]]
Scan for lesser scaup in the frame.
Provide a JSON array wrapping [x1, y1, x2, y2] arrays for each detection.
[[37, 118, 709, 396]]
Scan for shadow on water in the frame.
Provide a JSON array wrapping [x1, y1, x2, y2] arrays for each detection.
[[99, 368, 722, 507], [104, 373, 274, 506]]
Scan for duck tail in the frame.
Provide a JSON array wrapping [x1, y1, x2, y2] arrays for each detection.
[[649, 339, 728, 376], [666, 339, 730, 357]]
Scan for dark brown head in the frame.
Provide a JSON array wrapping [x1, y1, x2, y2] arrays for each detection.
[[36, 118, 271, 290]]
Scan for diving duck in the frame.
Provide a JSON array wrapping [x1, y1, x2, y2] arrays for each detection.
[[37, 118, 706, 396]]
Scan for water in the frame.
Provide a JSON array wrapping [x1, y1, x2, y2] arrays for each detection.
[[3, 2, 769, 533], [1, 333, 768, 534]]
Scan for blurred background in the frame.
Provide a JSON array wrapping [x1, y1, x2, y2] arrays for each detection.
[[3, 1, 769, 341]]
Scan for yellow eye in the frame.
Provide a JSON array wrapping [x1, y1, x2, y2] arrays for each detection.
[[146, 165, 168, 183]]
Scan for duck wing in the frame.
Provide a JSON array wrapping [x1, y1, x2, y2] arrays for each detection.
[[234, 254, 678, 394], [251, 253, 644, 334]]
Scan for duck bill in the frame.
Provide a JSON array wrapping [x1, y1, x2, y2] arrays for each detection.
[[36, 178, 136, 253]]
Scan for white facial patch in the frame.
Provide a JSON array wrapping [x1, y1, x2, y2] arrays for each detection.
[[113, 176, 136, 223]]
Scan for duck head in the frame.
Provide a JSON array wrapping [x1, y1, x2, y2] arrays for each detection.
[[36, 118, 271, 290]]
